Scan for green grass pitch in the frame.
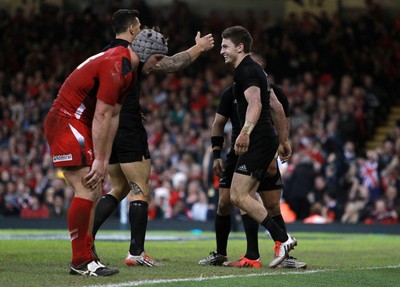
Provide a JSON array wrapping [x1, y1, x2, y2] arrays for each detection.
[[0, 229, 399, 287]]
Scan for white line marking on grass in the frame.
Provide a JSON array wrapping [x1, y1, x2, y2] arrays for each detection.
[[81, 265, 400, 287], [0, 234, 223, 241]]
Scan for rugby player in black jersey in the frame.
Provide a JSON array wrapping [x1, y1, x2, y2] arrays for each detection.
[[91, 9, 214, 267], [216, 26, 297, 268], [199, 51, 307, 269]]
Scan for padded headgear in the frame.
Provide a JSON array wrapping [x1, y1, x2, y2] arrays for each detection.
[[131, 29, 168, 62]]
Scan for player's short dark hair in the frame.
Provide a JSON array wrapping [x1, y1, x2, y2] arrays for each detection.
[[112, 9, 139, 34], [221, 26, 253, 53]]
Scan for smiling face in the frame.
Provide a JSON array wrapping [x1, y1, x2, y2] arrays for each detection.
[[220, 38, 241, 67], [142, 54, 165, 74]]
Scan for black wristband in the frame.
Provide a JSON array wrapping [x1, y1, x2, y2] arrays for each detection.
[[211, 136, 224, 148], [212, 149, 221, 159]]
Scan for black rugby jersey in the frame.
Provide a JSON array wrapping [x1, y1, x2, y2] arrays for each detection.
[[233, 55, 275, 136]]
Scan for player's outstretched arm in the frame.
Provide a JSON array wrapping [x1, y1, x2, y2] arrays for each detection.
[[153, 31, 214, 73]]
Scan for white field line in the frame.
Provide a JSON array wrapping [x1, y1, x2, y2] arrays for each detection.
[[81, 265, 400, 287], [0, 234, 220, 241]]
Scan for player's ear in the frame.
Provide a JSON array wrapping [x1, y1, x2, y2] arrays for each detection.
[[129, 24, 136, 35], [238, 43, 244, 53]]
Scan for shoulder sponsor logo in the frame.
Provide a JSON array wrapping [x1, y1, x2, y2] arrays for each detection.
[[53, 154, 73, 162]]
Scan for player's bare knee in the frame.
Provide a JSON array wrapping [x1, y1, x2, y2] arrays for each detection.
[[229, 192, 243, 207], [218, 200, 234, 215], [110, 183, 130, 201], [266, 206, 281, 217]]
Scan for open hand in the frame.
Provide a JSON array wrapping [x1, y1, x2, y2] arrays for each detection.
[[195, 31, 214, 52]]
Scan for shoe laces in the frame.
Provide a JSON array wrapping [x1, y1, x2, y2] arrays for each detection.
[[234, 256, 246, 263], [240, 255, 260, 262], [149, 255, 159, 265], [236, 256, 261, 267], [208, 251, 220, 259]]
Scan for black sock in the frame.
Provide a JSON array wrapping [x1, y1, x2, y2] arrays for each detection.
[[129, 200, 148, 255], [241, 214, 260, 260], [272, 214, 287, 233], [92, 194, 119, 239], [261, 215, 288, 243], [215, 214, 231, 256]]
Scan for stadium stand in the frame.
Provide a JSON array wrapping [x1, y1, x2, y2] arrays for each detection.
[[0, 0, 399, 226]]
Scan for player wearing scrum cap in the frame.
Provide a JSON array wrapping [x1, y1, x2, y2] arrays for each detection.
[[91, 9, 214, 267]]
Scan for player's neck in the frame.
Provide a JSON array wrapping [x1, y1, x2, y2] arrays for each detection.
[[116, 32, 135, 43], [234, 52, 249, 68]]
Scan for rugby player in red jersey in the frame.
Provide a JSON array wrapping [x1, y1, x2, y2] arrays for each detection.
[[44, 10, 167, 276]]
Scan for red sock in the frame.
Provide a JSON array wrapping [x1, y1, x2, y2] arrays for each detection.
[[68, 197, 94, 267], [87, 234, 94, 258]]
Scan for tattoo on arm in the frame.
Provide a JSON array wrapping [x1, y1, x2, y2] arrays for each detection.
[[153, 51, 191, 73]]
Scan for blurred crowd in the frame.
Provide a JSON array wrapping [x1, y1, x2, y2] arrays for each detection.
[[0, 0, 399, 225]]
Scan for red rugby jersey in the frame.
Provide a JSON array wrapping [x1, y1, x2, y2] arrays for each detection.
[[52, 46, 136, 125]]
